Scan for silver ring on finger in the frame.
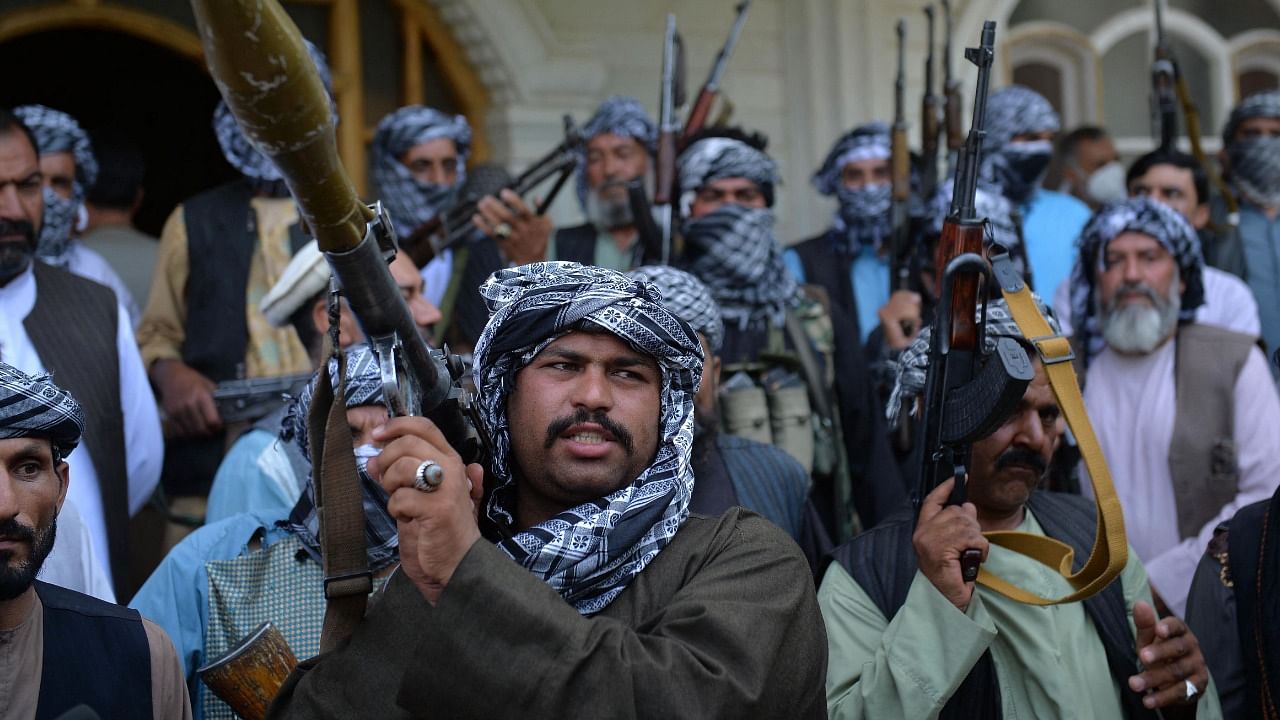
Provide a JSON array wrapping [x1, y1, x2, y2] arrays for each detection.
[[413, 460, 444, 492], [493, 221, 513, 240], [1184, 679, 1199, 701]]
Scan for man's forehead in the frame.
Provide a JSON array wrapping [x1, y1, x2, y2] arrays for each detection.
[[843, 157, 889, 172], [0, 436, 54, 459], [0, 131, 39, 177], [1107, 231, 1168, 253], [1134, 163, 1193, 189], [404, 137, 457, 158], [1239, 116, 1280, 132], [703, 176, 760, 192], [541, 329, 657, 364], [587, 133, 643, 153]]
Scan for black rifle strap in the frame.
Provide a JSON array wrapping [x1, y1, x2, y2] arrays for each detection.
[[310, 332, 371, 653]]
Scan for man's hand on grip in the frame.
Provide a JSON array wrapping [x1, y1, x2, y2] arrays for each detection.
[[913, 477, 988, 611]]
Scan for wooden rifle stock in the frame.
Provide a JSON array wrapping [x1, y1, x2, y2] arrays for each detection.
[[683, 91, 717, 146], [197, 622, 297, 720]]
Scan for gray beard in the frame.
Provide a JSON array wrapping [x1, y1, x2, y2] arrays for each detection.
[[585, 182, 635, 232], [1098, 280, 1181, 355]]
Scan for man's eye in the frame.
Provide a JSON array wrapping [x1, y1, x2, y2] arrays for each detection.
[[14, 462, 41, 478]]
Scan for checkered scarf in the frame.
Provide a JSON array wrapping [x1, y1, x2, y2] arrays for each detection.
[[473, 262, 702, 615], [280, 344, 399, 572], [213, 39, 333, 183], [1223, 91, 1280, 207], [1223, 90, 1280, 145], [1068, 197, 1204, 360], [680, 203, 798, 332], [813, 122, 891, 196], [813, 123, 895, 253], [677, 137, 779, 208], [575, 96, 657, 210], [0, 360, 84, 459], [370, 106, 471, 235], [14, 105, 97, 265], [629, 265, 724, 352], [887, 296, 1059, 428], [980, 86, 1060, 204]]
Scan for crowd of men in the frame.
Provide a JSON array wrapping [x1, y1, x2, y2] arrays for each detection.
[[2, 31, 1280, 719]]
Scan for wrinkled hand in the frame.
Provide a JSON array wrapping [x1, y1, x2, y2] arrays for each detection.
[[472, 189, 553, 266], [1128, 601, 1208, 711], [151, 359, 221, 437], [368, 416, 484, 605], [912, 478, 989, 611], [879, 290, 923, 350]]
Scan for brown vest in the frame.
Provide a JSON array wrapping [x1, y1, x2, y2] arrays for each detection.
[[1169, 323, 1253, 539], [23, 261, 129, 592]]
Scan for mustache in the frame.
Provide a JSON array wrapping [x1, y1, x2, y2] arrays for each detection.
[[0, 517, 36, 543], [1108, 282, 1160, 307], [0, 219, 36, 244], [544, 407, 635, 454], [995, 447, 1047, 478]]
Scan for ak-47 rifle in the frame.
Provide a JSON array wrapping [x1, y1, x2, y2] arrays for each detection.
[[1150, 0, 1239, 223], [401, 117, 583, 267], [653, 14, 687, 265], [941, 0, 965, 154], [920, 4, 943, 202], [890, 19, 914, 300], [917, 21, 1034, 584], [681, 0, 751, 146], [189, 0, 494, 713], [212, 372, 313, 424]]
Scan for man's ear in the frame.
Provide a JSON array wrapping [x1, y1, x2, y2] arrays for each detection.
[[53, 461, 70, 513], [711, 354, 722, 387], [1192, 203, 1210, 230]]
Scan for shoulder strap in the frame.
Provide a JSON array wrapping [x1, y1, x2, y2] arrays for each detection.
[[979, 275, 1129, 605]]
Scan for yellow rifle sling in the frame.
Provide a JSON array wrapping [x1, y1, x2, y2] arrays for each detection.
[[969, 282, 1129, 605]]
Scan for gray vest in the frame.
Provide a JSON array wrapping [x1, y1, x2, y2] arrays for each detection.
[[1169, 323, 1254, 539], [23, 261, 128, 592]]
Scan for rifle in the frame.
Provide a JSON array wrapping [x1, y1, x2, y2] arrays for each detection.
[[212, 372, 312, 425], [941, 0, 965, 153], [917, 20, 1034, 584], [681, 0, 751, 145], [920, 4, 943, 202], [1149, 0, 1239, 223], [189, 0, 494, 711], [654, 14, 687, 265], [890, 19, 914, 299], [402, 116, 583, 267]]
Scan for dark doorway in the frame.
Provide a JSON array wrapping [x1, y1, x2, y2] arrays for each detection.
[[0, 29, 238, 236]]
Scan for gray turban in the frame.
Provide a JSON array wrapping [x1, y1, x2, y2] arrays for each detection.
[[472, 261, 702, 614], [281, 343, 384, 460], [0, 361, 85, 458], [982, 85, 1061, 152], [575, 96, 657, 209], [629, 265, 725, 352], [677, 137, 779, 206], [1222, 90, 1280, 145]]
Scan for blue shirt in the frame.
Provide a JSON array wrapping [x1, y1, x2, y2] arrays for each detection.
[[205, 429, 303, 525], [784, 243, 889, 343], [1238, 201, 1280, 371], [1022, 189, 1092, 301]]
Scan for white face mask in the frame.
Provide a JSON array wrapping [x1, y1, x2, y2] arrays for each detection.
[[1085, 161, 1129, 205]]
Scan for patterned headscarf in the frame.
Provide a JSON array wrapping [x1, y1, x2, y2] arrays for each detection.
[[14, 105, 98, 264], [280, 344, 399, 572], [472, 262, 703, 614], [1223, 91, 1280, 207], [680, 203, 798, 332], [1067, 197, 1205, 359], [813, 123, 895, 253], [0, 360, 85, 459], [370, 106, 472, 236], [629, 265, 725, 352], [677, 136, 780, 208], [213, 39, 333, 183], [887, 296, 1059, 428], [575, 96, 657, 210], [981, 86, 1061, 204]]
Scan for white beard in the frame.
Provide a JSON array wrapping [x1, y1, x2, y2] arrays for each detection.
[[1098, 280, 1181, 355], [585, 180, 635, 232]]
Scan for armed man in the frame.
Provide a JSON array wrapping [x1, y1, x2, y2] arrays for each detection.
[[820, 297, 1220, 719], [267, 263, 827, 718]]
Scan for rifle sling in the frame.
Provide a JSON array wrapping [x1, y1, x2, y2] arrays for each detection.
[[972, 283, 1129, 606], [308, 349, 372, 652]]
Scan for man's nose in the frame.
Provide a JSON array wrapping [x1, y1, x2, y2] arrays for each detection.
[[413, 296, 443, 332], [0, 185, 23, 218], [571, 366, 614, 411], [1010, 408, 1045, 448], [0, 472, 19, 522]]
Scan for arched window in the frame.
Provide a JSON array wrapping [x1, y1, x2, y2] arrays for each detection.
[[1007, 23, 1099, 128]]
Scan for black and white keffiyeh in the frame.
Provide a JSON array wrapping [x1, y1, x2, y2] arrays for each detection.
[[677, 137, 779, 208], [0, 360, 85, 458], [980, 86, 1060, 204], [472, 262, 702, 614], [575, 96, 657, 210], [886, 296, 1059, 428], [14, 105, 97, 265], [1067, 197, 1205, 359], [812, 123, 896, 253], [1223, 91, 1280, 207], [680, 203, 799, 332], [629, 265, 725, 352], [280, 343, 400, 572], [370, 106, 471, 235], [213, 39, 333, 183], [812, 122, 892, 196]]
